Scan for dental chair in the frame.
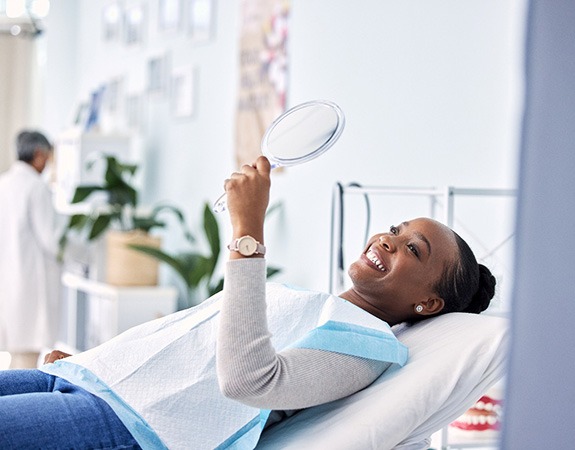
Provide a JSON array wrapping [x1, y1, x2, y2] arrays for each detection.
[[257, 312, 508, 449]]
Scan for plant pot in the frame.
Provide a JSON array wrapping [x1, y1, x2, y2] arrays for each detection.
[[106, 230, 161, 286]]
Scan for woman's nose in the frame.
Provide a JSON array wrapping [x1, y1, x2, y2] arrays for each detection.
[[378, 235, 396, 252]]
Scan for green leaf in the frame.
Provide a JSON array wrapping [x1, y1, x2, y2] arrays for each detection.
[[105, 155, 137, 187], [115, 160, 138, 177], [266, 266, 282, 279], [89, 214, 112, 240], [104, 156, 122, 186], [57, 234, 68, 262], [151, 204, 196, 243], [129, 244, 188, 283], [132, 217, 165, 232], [180, 253, 212, 288], [71, 185, 103, 203], [68, 214, 89, 230], [109, 185, 137, 206], [202, 203, 220, 270], [208, 277, 224, 296]]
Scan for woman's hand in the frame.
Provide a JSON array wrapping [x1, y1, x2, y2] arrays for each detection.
[[43, 350, 71, 364], [224, 156, 271, 255]]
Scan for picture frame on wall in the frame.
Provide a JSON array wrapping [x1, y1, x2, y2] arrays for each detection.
[[147, 53, 170, 95], [126, 94, 144, 130], [73, 102, 90, 128], [102, 2, 122, 41], [187, 0, 214, 43], [159, 0, 181, 32], [171, 65, 196, 118], [103, 77, 124, 113], [124, 4, 145, 45]]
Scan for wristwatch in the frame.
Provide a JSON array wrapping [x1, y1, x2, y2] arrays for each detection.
[[227, 235, 266, 256]]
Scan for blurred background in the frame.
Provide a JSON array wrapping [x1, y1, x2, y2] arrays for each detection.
[[0, 0, 526, 296]]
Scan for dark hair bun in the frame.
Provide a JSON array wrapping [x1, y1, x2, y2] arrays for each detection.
[[464, 264, 496, 314]]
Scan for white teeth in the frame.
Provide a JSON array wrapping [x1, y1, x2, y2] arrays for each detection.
[[366, 249, 385, 271]]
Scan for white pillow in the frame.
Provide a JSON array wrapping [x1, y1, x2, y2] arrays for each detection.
[[257, 312, 508, 450]]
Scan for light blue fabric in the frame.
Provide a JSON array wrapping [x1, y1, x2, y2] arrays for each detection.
[[214, 416, 263, 450], [213, 312, 409, 449], [290, 321, 409, 362], [41, 283, 408, 449]]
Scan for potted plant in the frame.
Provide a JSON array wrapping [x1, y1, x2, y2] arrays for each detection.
[[59, 154, 191, 286], [130, 202, 282, 309]]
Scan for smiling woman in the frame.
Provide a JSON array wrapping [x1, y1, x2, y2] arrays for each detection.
[[342, 217, 494, 326], [0, 156, 498, 449]]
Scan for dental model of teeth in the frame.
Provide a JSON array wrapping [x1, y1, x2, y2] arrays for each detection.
[[448, 392, 503, 442]]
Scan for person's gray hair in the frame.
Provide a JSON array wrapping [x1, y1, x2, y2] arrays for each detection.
[[16, 130, 52, 163]]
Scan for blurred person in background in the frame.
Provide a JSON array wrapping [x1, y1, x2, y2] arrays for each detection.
[[0, 130, 62, 369]]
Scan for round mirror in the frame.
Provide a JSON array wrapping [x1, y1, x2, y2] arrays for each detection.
[[213, 100, 345, 213], [262, 100, 345, 166]]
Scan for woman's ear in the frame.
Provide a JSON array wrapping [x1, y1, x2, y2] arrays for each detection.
[[420, 297, 445, 315]]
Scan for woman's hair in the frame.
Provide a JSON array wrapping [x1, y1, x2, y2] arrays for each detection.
[[433, 231, 496, 315], [16, 130, 51, 163]]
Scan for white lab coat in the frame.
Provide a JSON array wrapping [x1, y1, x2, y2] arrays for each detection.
[[0, 161, 62, 352]]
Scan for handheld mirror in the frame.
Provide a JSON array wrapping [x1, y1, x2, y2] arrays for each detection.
[[213, 99, 345, 213]]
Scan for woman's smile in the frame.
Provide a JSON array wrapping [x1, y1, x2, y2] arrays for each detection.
[[365, 246, 387, 272]]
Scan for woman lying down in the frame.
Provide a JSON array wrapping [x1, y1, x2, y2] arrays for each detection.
[[0, 157, 496, 450]]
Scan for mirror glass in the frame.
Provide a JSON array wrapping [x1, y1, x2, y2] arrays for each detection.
[[262, 100, 345, 166], [213, 100, 345, 212]]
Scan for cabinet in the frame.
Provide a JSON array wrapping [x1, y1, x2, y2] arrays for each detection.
[[62, 271, 178, 350]]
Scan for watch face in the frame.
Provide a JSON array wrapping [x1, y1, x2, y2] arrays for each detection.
[[238, 236, 258, 256]]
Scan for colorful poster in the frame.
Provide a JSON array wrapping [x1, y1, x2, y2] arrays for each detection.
[[235, 0, 290, 168]]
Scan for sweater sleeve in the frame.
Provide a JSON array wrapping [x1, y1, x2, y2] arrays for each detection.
[[216, 258, 390, 410]]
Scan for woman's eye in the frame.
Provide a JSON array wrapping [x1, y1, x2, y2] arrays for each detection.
[[390, 225, 398, 235], [407, 244, 419, 257]]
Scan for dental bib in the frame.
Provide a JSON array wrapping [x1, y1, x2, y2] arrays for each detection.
[[41, 283, 408, 450]]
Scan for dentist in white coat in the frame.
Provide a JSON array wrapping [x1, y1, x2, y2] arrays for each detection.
[[0, 130, 62, 369]]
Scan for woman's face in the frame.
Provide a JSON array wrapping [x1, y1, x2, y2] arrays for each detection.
[[346, 217, 459, 324]]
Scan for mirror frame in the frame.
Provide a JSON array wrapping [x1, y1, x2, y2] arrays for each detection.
[[260, 99, 345, 166]]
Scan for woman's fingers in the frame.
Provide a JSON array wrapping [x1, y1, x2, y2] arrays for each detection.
[[225, 157, 271, 192], [224, 157, 271, 233], [43, 350, 71, 364], [254, 155, 272, 174]]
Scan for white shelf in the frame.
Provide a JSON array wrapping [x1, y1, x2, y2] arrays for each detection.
[[62, 271, 178, 350]]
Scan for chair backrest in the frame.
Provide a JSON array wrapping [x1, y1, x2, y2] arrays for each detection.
[[257, 312, 508, 449]]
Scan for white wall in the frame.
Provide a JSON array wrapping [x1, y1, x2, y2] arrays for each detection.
[[42, 0, 526, 295]]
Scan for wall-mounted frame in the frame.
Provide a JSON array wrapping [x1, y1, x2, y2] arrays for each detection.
[[171, 65, 196, 118], [103, 77, 124, 113], [147, 53, 170, 95], [187, 0, 214, 43], [126, 93, 144, 130], [73, 102, 90, 128], [159, 0, 182, 32], [102, 2, 122, 41], [124, 3, 145, 45]]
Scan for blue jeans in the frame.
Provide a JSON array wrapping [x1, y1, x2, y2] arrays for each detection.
[[0, 369, 141, 449]]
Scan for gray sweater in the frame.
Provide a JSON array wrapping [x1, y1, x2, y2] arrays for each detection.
[[217, 258, 390, 413]]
